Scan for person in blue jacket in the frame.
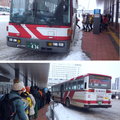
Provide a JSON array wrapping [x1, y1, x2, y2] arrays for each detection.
[[9, 80, 29, 120]]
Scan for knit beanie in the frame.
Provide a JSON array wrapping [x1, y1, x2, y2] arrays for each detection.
[[12, 81, 26, 91]]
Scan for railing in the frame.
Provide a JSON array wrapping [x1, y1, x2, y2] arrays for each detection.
[[48, 100, 59, 120]]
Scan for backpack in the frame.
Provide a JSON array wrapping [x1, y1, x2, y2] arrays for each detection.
[[21, 92, 33, 115], [0, 94, 20, 120]]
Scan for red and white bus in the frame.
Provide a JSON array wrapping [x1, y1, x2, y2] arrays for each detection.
[[7, 0, 78, 52], [51, 73, 112, 108]]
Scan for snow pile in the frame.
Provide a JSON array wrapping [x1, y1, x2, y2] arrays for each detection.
[[0, 15, 9, 22], [53, 103, 86, 120], [63, 28, 90, 61]]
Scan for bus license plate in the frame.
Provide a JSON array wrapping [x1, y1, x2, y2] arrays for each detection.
[[27, 42, 39, 50], [98, 101, 102, 105]]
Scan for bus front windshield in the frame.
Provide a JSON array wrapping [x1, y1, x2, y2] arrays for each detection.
[[10, 0, 70, 25], [89, 75, 111, 89]]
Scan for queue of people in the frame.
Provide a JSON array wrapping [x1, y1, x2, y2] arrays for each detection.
[[100, 14, 111, 32], [0, 79, 51, 120], [81, 13, 111, 32], [82, 14, 94, 32]]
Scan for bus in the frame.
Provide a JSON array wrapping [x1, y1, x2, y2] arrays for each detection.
[[51, 73, 112, 108], [7, 0, 78, 53]]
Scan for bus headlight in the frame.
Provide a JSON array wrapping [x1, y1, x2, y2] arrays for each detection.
[[59, 43, 64, 47], [8, 38, 21, 43], [8, 38, 17, 42], [9, 38, 13, 42], [53, 43, 58, 46], [13, 39, 17, 42]]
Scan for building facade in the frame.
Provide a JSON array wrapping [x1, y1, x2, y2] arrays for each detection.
[[48, 63, 81, 86], [0, 0, 10, 6], [114, 77, 120, 90]]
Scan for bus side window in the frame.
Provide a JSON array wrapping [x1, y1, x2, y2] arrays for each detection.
[[64, 84, 66, 91], [81, 84, 84, 89], [68, 83, 71, 90], [77, 81, 80, 90], [77, 81, 84, 90], [66, 84, 68, 90], [72, 82, 76, 90]]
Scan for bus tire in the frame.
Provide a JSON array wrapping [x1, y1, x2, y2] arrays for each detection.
[[65, 98, 70, 107]]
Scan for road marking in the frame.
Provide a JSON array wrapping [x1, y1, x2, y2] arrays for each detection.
[[108, 29, 120, 47]]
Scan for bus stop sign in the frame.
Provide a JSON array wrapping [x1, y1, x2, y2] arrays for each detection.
[[93, 9, 101, 34], [94, 9, 101, 14]]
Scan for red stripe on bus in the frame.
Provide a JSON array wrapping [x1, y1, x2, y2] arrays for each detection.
[[26, 24, 71, 40], [68, 91, 75, 99], [72, 99, 97, 104], [9, 23, 31, 38], [9, 23, 71, 40], [106, 90, 111, 93], [102, 101, 111, 104], [72, 99, 111, 104], [63, 91, 68, 101], [66, 90, 94, 92]]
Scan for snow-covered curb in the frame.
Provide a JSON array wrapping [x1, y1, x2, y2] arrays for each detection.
[[47, 103, 86, 120], [63, 28, 90, 61]]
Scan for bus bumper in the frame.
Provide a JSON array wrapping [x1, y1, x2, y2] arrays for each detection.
[[7, 36, 70, 53], [84, 104, 112, 108]]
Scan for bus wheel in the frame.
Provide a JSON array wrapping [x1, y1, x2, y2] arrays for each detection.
[[65, 98, 70, 107]]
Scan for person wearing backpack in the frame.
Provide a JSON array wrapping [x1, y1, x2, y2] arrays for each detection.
[[25, 86, 36, 120], [0, 80, 29, 120]]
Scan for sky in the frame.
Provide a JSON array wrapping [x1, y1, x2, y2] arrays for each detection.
[[78, 0, 97, 10], [49, 61, 120, 84], [80, 61, 120, 83]]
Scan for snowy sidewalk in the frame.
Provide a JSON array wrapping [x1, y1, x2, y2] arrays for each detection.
[[53, 104, 86, 120]]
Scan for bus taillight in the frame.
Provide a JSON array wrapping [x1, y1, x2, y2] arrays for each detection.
[[106, 90, 111, 93], [88, 89, 94, 92], [108, 101, 111, 104]]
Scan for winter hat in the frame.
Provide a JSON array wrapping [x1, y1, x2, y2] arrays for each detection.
[[12, 80, 26, 91]]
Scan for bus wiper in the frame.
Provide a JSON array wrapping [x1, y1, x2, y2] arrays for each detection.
[[11, 16, 26, 24]]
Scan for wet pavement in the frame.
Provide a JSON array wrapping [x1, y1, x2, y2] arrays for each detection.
[[82, 30, 119, 60], [36, 105, 48, 120]]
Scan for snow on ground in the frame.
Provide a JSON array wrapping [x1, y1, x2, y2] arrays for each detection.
[[0, 15, 90, 60], [63, 28, 90, 60], [0, 15, 9, 22], [53, 103, 86, 120]]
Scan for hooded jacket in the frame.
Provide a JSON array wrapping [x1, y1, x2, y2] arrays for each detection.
[[9, 91, 28, 120]]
